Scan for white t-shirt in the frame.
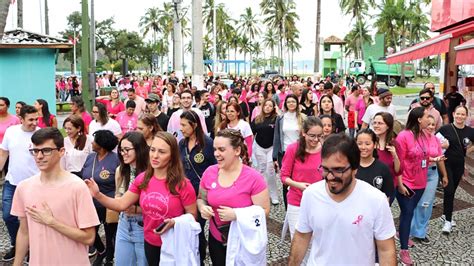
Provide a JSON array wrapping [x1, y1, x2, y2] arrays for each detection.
[[228, 119, 252, 138], [296, 180, 395, 265], [332, 95, 345, 117], [0, 125, 39, 185], [362, 104, 397, 128], [282, 112, 300, 151], [61, 135, 94, 172], [88, 119, 122, 137]]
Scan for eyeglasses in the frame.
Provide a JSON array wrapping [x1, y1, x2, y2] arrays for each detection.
[[306, 133, 323, 140], [318, 165, 352, 178], [420, 96, 431, 101], [91, 110, 99, 113], [29, 147, 61, 156], [120, 147, 135, 154]]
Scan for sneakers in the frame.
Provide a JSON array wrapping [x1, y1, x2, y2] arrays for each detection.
[[442, 221, 452, 234], [93, 250, 106, 266], [399, 249, 413, 265], [2, 247, 15, 262], [412, 236, 430, 244], [440, 215, 456, 227], [395, 232, 415, 248], [88, 246, 97, 257], [271, 199, 280, 205]]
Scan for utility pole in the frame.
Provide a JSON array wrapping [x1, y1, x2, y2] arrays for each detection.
[[90, 0, 96, 99], [192, 0, 204, 90], [44, 0, 49, 35], [173, 0, 183, 77], [313, 0, 321, 74], [17, 0, 23, 28], [81, 0, 92, 111]]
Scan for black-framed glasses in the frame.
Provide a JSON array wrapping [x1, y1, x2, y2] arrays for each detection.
[[318, 165, 352, 178], [420, 96, 431, 101], [29, 147, 61, 156], [306, 133, 323, 140], [120, 147, 135, 154]]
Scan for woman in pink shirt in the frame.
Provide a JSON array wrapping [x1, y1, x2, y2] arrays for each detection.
[[0, 97, 20, 144], [355, 86, 374, 129], [96, 88, 125, 119], [71, 96, 93, 134], [197, 129, 270, 265], [395, 106, 431, 265], [86, 132, 197, 265], [372, 112, 401, 203], [280, 117, 324, 237], [219, 102, 253, 158], [34, 99, 57, 128]]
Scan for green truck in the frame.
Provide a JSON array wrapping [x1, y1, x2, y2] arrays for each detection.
[[349, 58, 415, 87]]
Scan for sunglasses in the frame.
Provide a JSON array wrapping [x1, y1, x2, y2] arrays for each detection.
[[420, 96, 431, 101]]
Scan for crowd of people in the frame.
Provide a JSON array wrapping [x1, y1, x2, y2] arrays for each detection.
[[1, 71, 473, 265]]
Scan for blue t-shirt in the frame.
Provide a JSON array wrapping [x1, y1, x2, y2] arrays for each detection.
[[179, 136, 217, 194], [81, 152, 120, 207]]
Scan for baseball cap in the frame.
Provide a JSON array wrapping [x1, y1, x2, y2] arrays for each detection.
[[145, 93, 161, 103]]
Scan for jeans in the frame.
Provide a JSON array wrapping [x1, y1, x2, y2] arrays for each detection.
[[396, 187, 424, 249], [115, 213, 147, 266], [254, 143, 279, 202], [410, 166, 439, 238], [2, 181, 19, 246], [59, 90, 68, 102]]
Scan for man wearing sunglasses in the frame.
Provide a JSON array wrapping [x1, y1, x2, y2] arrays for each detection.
[[289, 134, 396, 266], [409, 82, 449, 124], [0, 105, 40, 262], [410, 88, 442, 130], [11, 127, 99, 265]]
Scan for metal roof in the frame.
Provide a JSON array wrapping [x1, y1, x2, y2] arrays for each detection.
[[0, 29, 72, 51]]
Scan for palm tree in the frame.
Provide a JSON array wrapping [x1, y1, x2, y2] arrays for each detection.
[[239, 36, 252, 76], [344, 20, 371, 58], [262, 30, 277, 70], [339, 0, 375, 60], [239, 7, 261, 75], [139, 8, 161, 45], [286, 29, 301, 75], [252, 42, 263, 73], [260, 0, 298, 75]]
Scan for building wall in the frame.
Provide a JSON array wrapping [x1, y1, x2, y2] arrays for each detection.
[[0, 48, 57, 115]]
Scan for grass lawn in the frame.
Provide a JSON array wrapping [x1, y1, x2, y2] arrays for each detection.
[[390, 86, 421, 95], [412, 76, 439, 83], [56, 103, 72, 112]]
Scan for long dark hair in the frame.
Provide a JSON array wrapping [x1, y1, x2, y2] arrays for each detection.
[[219, 102, 243, 130], [118, 132, 149, 189], [319, 94, 335, 115], [296, 116, 323, 162], [63, 115, 87, 150], [139, 132, 186, 195], [406, 106, 426, 139], [301, 89, 312, 104], [216, 129, 250, 166], [94, 102, 109, 125], [356, 128, 378, 159], [37, 99, 52, 127], [180, 110, 206, 150], [264, 81, 276, 94], [373, 112, 396, 147]]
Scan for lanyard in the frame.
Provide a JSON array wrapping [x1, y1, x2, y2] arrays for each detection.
[[416, 135, 427, 156]]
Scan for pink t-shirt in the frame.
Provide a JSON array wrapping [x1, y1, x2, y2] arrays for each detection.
[[80, 111, 93, 133], [129, 173, 196, 246], [116, 111, 138, 133], [37, 114, 55, 128], [96, 99, 125, 117], [426, 132, 442, 159], [344, 94, 361, 112], [396, 130, 433, 189], [11, 174, 99, 265], [280, 142, 323, 206], [0, 115, 20, 143], [355, 98, 368, 125], [200, 164, 267, 242], [377, 140, 402, 187]]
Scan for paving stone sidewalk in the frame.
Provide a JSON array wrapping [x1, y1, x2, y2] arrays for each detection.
[[0, 177, 473, 265]]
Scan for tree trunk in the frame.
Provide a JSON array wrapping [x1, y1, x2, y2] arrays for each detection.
[[0, 0, 11, 39], [313, 0, 321, 74], [244, 52, 247, 76], [44, 0, 49, 35], [17, 0, 22, 28], [358, 18, 364, 60]]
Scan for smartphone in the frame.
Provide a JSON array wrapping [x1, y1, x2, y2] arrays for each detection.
[[403, 183, 415, 198], [154, 221, 168, 233]]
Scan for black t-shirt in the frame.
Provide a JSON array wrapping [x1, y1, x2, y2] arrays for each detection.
[[301, 102, 316, 117], [332, 113, 346, 134], [155, 112, 170, 131], [444, 92, 465, 122], [239, 102, 250, 120], [356, 159, 393, 198], [199, 102, 216, 136], [251, 116, 276, 149], [437, 124, 474, 162], [167, 107, 180, 117]]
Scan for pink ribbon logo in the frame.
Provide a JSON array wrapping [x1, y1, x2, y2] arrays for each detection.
[[352, 215, 363, 225]]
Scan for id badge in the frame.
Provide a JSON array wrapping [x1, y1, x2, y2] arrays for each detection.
[[421, 159, 427, 168]]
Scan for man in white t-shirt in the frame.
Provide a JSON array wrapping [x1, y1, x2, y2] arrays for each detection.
[[167, 90, 208, 141], [361, 88, 397, 129], [0, 105, 40, 261], [289, 134, 396, 266]]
